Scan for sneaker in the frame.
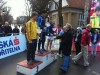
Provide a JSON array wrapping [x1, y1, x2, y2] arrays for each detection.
[[41, 49, 48, 52], [38, 50, 43, 54], [59, 54, 62, 57], [72, 58, 77, 64], [60, 67, 67, 73], [57, 53, 59, 55], [33, 60, 40, 63], [84, 64, 89, 67], [70, 55, 72, 57], [27, 60, 33, 65]]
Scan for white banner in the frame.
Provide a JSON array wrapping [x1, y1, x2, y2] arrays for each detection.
[[0, 35, 27, 59]]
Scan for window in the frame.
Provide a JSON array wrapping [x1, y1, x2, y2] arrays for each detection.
[[78, 14, 84, 26]]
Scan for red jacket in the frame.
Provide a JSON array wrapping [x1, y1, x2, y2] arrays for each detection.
[[81, 29, 91, 46]]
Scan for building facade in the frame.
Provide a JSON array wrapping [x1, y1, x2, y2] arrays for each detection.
[[49, 0, 86, 28]]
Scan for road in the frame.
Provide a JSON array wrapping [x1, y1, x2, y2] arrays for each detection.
[[0, 51, 100, 75]]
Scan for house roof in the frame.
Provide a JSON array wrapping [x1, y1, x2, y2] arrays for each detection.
[[49, 0, 92, 13], [67, 0, 92, 9]]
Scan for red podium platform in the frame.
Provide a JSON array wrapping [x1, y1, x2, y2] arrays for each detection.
[[17, 60, 42, 75], [17, 52, 57, 75], [17, 60, 42, 69]]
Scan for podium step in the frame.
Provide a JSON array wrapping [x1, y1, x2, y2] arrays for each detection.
[[17, 60, 42, 75], [17, 52, 57, 75], [17, 60, 42, 69]]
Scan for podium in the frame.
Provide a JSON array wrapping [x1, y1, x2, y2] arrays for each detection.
[[17, 52, 57, 75]]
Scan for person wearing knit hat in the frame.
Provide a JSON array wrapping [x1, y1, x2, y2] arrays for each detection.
[[74, 27, 82, 54]]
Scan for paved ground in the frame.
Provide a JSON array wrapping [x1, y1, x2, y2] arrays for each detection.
[[0, 51, 100, 75]]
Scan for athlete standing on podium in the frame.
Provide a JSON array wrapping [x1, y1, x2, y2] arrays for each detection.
[[26, 12, 39, 65], [37, 11, 48, 54]]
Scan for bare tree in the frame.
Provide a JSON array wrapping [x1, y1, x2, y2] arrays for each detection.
[[49, 0, 63, 27], [0, 0, 7, 23], [0, 0, 7, 10], [58, 0, 63, 27], [29, 0, 51, 13], [24, 0, 32, 20], [2, 7, 14, 24]]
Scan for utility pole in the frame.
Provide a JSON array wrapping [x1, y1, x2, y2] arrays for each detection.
[[58, 0, 63, 27]]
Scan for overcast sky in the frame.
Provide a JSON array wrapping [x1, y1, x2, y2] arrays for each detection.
[[4, 0, 26, 20]]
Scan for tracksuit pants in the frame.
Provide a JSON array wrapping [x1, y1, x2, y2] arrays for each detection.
[[27, 39, 37, 61]]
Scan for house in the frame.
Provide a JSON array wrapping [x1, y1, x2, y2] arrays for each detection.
[[49, 0, 91, 28]]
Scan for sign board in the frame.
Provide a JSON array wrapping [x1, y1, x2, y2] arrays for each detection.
[[0, 35, 27, 59]]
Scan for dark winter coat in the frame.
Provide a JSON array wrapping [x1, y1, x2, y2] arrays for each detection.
[[74, 32, 82, 45], [13, 28, 19, 35], [56, 29, 73, 56], [0, 26, 4, 37], [4, 26, 12, 36]]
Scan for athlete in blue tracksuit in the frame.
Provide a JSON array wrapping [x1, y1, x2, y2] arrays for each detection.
[[37, 11, 47, 54]]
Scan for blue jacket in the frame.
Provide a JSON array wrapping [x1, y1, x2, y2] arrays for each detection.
[[38, 16, 45, 29], [91, 33, 99, 44]]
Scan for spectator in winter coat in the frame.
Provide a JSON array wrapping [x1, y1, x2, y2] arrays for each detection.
[[80, 24, 85, 34], [13, 25, 20, 35], [0, 23, 4, 37], [74, 27, 82, 54], [21, 25, 26, 34], [57, 26, 66, 57], [4, 21, 12, 36], [91, 29, 99, 57]]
